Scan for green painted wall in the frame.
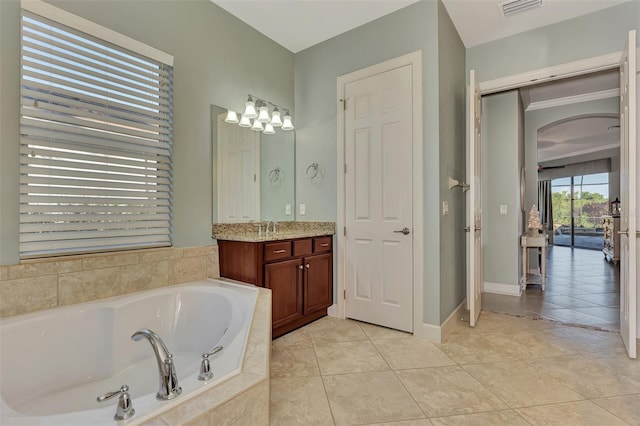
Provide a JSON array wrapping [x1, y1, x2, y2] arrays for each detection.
[[437, 1, 467, 323], [482, 91, 522, 289], [293, 0, 466, 326], [0, 0, 294, 264], [467, 1, 640, 82]]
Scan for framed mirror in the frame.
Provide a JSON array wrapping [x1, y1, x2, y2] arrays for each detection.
[[211, 104, 295, 223]]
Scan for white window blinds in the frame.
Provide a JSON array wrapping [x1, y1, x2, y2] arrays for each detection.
[[20, 9, 173, 259]]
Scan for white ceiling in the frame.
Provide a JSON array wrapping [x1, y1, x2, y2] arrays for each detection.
[[211, 0, 420, 53], [442, 0, 631, 48], [537, 115, 620, 163], [210, 0, 630, 52]]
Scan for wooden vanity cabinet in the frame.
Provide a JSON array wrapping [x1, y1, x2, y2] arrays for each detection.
[[218, 235, 333, 337]]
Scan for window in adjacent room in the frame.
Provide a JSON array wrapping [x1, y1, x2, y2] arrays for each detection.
[[19, 1, 174, 258]]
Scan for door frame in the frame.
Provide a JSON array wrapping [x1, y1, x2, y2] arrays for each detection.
[[474, 48, 638, 352], [335, 50, 425, 336]]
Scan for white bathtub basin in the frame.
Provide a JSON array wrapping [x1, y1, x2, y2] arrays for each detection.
[[0, 279, 258, 425]]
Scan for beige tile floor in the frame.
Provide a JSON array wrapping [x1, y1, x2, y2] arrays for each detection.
[[270, 313, 640, 426], [483, 246, 620, 331]]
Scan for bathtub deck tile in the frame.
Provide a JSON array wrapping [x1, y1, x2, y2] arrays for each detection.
[[169, 256, 207, 284], [58, 267, 121, 306], [81, 252, 139, 270], [0, 275, 58, 317], [120, 261, 169, 294], [8, 259, 82, 279]]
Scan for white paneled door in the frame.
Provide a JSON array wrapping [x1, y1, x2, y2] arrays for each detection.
[[344, 64, 413, 333], [619, 30, 636, 359], [467, 69, 483, 327], [217, 114, 260, 223]]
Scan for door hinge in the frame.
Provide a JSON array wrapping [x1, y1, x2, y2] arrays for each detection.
[[343, 226, 346, 236], [254, 174, 256, 182], [344, 163, 347, 174], [343, 289, 346, 300], [340, 98, 346, 110]]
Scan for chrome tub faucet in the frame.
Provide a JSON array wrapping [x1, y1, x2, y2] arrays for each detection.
[[131, 328, 182, 400]]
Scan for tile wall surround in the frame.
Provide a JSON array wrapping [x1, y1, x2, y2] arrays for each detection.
[[0, 245, 221, 318], [212, 221, 335, 242]]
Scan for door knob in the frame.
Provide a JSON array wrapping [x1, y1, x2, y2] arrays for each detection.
[[394, 227, 410, 235]]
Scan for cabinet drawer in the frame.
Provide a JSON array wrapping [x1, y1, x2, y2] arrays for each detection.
[[264, 241, 292, 262], [313, 237, 332, 253], [293, 239, 313, 256]]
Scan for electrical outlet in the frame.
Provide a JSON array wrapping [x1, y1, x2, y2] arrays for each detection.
[[299, 203, 306, 215], [285, 204, 291, 215], [500, 205, 508, 215], [442, 201, 449, 216]]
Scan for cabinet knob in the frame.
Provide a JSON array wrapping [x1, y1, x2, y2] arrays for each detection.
[[306, 264, 310, 269], [298, 265, 304, 270]]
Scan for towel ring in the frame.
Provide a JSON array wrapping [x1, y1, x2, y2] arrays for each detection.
[[306, 162, 319, 179], [268, 167, 282, 183]]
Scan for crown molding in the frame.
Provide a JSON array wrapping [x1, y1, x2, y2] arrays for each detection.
[[526, 88, 620, 111]]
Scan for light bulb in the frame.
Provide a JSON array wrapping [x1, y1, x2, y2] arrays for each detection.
[[281, 114, 294, 131], [263, 123, 275, 134], [251, 120, 264, 131], [243, 97, 258, 119], [238, 115, 251, 127], [224, 110, 239, 124], [270, 109, 282, 127], [257, 106, 270, 123]]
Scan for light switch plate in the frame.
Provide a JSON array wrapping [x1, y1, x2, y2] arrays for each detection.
[[299, 204, 306, 215], [500, 205, 508, 215], [285, 204, 291, 215]]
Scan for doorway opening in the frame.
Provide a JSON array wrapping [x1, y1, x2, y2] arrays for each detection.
[[481, 70, 622, 333]]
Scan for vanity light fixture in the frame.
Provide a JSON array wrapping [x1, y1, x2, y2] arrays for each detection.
[[243, 96, 258, 119], [257, 103, 271, 123], [270, 108, 282, 127], [263, 123, 275, 134], [224, 110, 239, 124], [229, 95, 294, 135], [251, 119, 264, 132], [281, 113, 294, 131], [238, 115, 252, 127]]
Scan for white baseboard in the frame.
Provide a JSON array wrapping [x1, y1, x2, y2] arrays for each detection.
[[441, 299, 467, 342], [412, 299, 467, 344], [413, 321, 442, 343], [327, 303, 340, 318], [484, 281, 521, 296]]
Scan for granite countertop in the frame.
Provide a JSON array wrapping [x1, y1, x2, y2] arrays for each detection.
[[212, 221, 335, 242]]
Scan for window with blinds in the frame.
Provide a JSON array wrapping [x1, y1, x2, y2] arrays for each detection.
[[20, 9, 173, 259]]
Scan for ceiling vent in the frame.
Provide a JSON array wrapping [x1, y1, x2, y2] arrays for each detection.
[[499, 0, 543, 18]]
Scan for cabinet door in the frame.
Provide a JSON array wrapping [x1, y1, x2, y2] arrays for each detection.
[[303, 253, 333, 315], [265, 258, 304, 328]]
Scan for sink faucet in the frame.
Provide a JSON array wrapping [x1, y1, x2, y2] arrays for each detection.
[[266, 221, 277, 234], [131, 329, 182, 400]]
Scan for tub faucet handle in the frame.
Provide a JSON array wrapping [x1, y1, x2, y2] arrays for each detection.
[[198, 345, 223, 381], [97, 384, 135, 421]]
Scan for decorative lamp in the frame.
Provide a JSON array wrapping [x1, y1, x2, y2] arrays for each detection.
[[243, 96, 258, 119], [281, 112, 294, 131], [224, 110, 239, 124], [238, 115, 252, 127], [270, 108, 283, 127], [257, 105, 271, 123], [251, 119, 264, 132], [263, 123, 275, 134]]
